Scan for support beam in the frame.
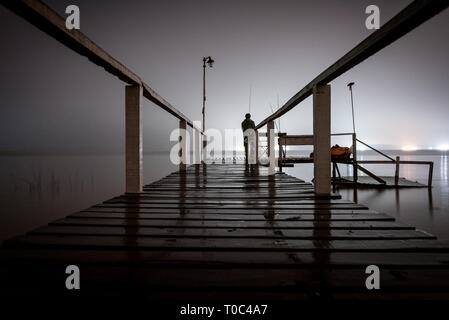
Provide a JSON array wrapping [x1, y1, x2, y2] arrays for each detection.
[[313, 85, 331, 196], [255, 129, 259, 165], [267, 121, 275, 175], [202, 134, 207, 164], [278, 140, 283, 173], [357, 164, 387, 185], [179, 120, 187, 171], [125, 85, 143, 193], [428, 162, 433, 187], [278, 135, 314, 146], [332, 162, 336, 180], [395, 156, 400, 186]]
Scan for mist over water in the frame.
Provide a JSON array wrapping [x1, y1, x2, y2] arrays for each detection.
[[0, 151, 448, 243]]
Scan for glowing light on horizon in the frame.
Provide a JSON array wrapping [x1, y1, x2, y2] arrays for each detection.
[[358, 145, 368, 151], [437, 144, 449, 151], [401, 145, 417, 151]]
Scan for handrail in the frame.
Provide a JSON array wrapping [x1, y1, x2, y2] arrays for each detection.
[[358, 160, 433, 165], [255, 0, 448, 129], [331, 132, 354, 136], [1, 0, 203, 133]]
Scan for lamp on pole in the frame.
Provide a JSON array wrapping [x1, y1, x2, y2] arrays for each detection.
[[202, 56, 214, 153]]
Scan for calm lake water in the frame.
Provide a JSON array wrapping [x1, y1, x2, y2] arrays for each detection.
[[285, 152, 449, 240], [0, 152, 448, 243]]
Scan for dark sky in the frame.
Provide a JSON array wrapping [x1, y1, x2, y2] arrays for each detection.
[[0, 0, 448, 152]]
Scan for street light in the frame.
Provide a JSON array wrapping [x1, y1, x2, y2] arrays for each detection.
[[202, 56, 214, 152]]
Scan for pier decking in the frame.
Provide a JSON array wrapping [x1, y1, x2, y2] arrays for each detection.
[[1, 164, 449, 301], [2, 0, 449, 309]]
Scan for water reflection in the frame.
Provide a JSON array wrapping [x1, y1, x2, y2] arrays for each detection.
[[0, 153, 176, 243], [1, 153, 449, 244], [312, 208, 331, 299], [125, 203, 142, 294], [441, 154, 448, 181], [287, 154, 449, 239], [265, 173, 276, 220], [179, 169, 187, 216]]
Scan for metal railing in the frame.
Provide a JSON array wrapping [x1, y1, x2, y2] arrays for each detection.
[[275, 131, 434, 187]]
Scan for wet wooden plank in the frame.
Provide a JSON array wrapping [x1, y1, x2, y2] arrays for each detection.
[[5, 235, 445, 252], [70, 211, 396, 221], [2, 263, 449, 302], [2, 249, 449, 267], [2, 263, 449, 293], [140, 191, 317, 197], [94, 203, 368, 210], [104, 197, 355, 204], [338, 176, 428, 188], [83, 206, 378, 214], [30, 225, 431, 240], [50, 218, 413, 230]]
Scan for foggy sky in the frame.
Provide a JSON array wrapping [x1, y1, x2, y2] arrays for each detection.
[[0, 0, 448, 152]]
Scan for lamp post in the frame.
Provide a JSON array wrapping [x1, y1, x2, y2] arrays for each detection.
[[202, 56, 214, 154], [347, 82, 356, 133]]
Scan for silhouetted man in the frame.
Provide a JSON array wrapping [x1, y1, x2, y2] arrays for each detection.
[[241, 113, 255, 165]]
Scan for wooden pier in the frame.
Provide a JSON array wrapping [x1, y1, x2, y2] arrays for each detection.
[[2, 164, 449, 302], [2, 0, 449, 306]]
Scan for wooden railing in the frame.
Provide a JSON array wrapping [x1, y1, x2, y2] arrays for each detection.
[[1, 0, 204, 193], [253, 0, 447, 194]]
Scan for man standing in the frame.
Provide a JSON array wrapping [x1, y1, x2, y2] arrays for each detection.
[[241, 113, 255, 166]]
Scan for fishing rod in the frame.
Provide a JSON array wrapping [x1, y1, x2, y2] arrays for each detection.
[[248, 85, 252, 114], [277, 93, 281, 134]]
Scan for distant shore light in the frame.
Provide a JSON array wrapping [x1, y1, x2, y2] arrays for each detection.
[[437, 144, 449, 151], [402, 145, 417, 151]]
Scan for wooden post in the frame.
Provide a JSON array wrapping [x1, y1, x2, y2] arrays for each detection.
[[179, 120, 187, 171], [194, 128, 200, 165], [313, 84, 331, 196], [255, 129, 259, 165], [278, 139, 283, 173], [125, 85, 143, 193], [352, 133, 358, 184], [267, 120, 275, 175], [202, 132, 207, 164], [395, 156, 400, 186], [428, 162, 433, 187], [332, 162, 336, 180]]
